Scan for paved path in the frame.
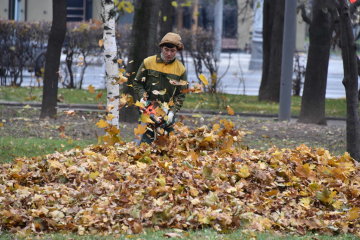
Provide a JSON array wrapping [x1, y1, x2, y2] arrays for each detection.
[[18, 53, 352, 99]]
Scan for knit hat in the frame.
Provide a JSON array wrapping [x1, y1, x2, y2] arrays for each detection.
[[159, 32, 184, 51]]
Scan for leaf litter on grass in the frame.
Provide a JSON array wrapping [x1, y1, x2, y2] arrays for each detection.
[[0, 119, 359, 237]]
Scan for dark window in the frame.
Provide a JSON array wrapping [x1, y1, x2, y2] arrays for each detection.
[[67, 0, 89, 22]]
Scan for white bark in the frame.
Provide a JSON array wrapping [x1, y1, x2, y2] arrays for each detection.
[[102, 0, 119, 128]]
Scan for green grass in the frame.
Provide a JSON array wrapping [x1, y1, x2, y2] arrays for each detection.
[[0, 229, 359, 240], [0, 86, 106, 104], [0, 136, 95, 163], [183, 93, 348, 118], [0, 87, 351, 118]]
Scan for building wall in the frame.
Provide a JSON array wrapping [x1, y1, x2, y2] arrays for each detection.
[[0, 0, 8, 19], [27, 0, 52, 21], [92, 0, 101, 20]]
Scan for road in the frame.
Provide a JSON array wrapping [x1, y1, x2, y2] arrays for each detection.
[[20, 52, 351, 99]]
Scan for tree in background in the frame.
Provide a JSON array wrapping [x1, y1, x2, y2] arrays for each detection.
[[40, 0, 67, 118], [119, 0, 161, 122], [337, 0, 360, 161], [298, 0, 336, 125], [258, 0, 285, 102]]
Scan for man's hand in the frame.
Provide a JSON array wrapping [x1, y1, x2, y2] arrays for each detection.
[[166, 111, 175, 126]]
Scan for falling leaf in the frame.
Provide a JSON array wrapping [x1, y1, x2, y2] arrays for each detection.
[[152, 89, 167, 95], [140, 114, 154, 124], [134, 124, 147, 135], [199, 74, 208, 85], [0, 123, 3, 127], [169, 79, 188, 86], [23, 104, 32, 109], [171, 1, 178, 7], [96, 92, 103, 100], [106, 114, 115, 121], [226, 105, 235, 115], [98, 39, 104, 47], [163, 16, 167, 22], [96, 119, 109, 128], [88, 85, 95, 93]]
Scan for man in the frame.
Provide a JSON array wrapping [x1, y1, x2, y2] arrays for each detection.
[[133, 32, 188, 144]]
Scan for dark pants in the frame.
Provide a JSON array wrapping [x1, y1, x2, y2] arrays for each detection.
[[139, 124, 174, 144]]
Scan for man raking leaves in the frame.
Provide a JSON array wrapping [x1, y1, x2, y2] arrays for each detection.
[[134, 32, 188, 144]]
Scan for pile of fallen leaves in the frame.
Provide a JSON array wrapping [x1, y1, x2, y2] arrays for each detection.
[[0, 119, 359, 236]]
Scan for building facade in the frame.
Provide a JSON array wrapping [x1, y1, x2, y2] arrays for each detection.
[[0, 0, 101, 22]]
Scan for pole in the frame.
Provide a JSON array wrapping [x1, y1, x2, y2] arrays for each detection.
[[278, 0, 297, 121], [214, 0, 223, 62]]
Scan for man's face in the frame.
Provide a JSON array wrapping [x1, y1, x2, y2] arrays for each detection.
[[161, 46, 178, 62]]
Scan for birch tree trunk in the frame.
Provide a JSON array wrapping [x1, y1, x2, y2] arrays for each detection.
[[102, 0, 119, 128]]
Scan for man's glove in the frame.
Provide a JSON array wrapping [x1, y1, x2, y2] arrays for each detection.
[[140, 97, 150, 107], [166, 110, 175, 126]]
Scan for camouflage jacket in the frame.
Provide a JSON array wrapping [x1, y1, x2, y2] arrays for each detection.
[[133, 54, 188, 113]]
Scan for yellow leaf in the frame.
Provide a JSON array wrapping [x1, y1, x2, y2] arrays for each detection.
[[23, 104, 32, 109], [140, 114, 154, 124], [96, 119, 109, 128], [226, 105, 235, 115], [171, 1, 178, 7], [117, 59, 123, 65], [348, 207, 360, 221], [316, 188, 336, 204], [106, 114, 115, 121], [189, 187, 199, 197], [156, 175, 166, 187], [199, 74, 208, 85], [163, 16, 167, 22], [107, 125, 120, 135], [0, 123, 3, 127], [212, 123, 220, 131], [88, 85, 95, 93], [238, 165, 250, 178], [134, 124, 147, 135], [300, 197, 311, 209], [98, 39, 104, 47], [89, 171, 100, 180], [152, 89, 167, 95], [135, 100, 145, 109]]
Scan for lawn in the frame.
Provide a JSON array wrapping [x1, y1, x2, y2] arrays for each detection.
[[0, 86, 350, 118]]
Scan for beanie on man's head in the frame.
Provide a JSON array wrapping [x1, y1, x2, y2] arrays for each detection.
[[159, 32, 184, 51]]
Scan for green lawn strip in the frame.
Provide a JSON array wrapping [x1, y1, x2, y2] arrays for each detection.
[[0, 87, 351, 118], [0, 86, 106, 105], [0, 136, 95, 163], [0, 229, 358, 240]]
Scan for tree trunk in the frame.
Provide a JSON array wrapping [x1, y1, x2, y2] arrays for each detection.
[[159, 0, 175, 41], [338, 0, 360, 161], [258, 0, 285, 102], [298, 0, 334, 125], [40, 0, 66, 118], [120, 0, 161, 123], [102, 0, 120, 128]]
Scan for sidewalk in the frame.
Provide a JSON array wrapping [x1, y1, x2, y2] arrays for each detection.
[[17, 53, 350, 99]]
